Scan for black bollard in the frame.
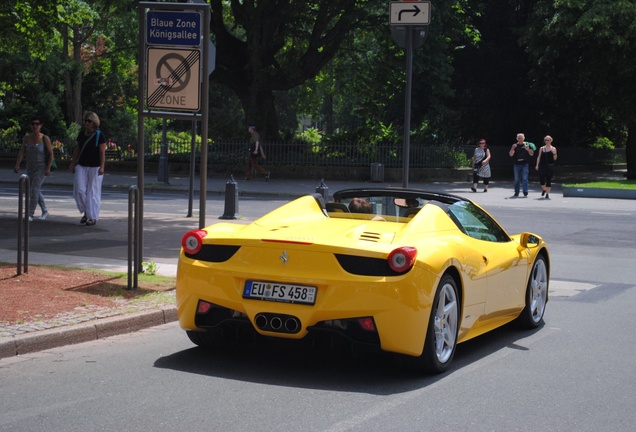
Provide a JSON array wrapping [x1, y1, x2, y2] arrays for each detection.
[[220, 175, 238, 219], [315, 179, 329, 201]]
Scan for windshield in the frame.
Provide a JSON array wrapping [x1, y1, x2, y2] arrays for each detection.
[[329, 189, 456, 222], [446, 201, 511, 243]]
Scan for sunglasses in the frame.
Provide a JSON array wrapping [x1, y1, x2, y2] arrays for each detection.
[[84, 119, 93, 123], [31, 122, 41, 126], [478, 142, 486, 144]]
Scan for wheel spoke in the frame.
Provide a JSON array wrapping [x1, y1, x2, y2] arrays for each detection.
[[434, 284, 458, 362], [529, 259, 548, 322]]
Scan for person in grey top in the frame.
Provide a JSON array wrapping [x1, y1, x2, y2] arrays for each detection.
[[14, 115, 54, 221]]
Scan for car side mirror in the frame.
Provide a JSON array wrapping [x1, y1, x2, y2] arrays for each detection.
[[519, 232, 539, 249]]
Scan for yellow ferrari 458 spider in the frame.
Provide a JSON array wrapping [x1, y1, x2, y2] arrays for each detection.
[[176, 189, 549, 373]]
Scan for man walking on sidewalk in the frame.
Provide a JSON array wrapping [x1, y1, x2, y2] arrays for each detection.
[[509, 133, 535, 197], [244, 125, 270, 181]]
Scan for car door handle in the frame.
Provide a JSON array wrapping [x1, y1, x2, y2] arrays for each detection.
[[482, 256, 488, 265]]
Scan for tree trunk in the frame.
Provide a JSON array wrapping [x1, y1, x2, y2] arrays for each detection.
[[209, 0, 365, 138], [626, 122, 636, 180], [62, 24, 83, 127], [324, 93, 334, 136], [238, 83, 279, 139]]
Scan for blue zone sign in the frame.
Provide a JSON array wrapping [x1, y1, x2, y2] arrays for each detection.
[[146, 11, 201, 47]]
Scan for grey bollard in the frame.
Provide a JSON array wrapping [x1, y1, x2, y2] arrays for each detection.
[[219, 175, 238, 219], [315, 179, 329, 201]]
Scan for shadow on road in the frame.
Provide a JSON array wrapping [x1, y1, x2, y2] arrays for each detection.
[[154, 323, 545, 395]]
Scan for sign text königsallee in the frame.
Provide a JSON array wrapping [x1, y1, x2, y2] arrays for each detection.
[[146, 11, 201, 47]]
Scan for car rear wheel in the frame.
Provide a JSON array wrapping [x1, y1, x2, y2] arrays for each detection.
[[186, 328, 225, 348], [516, 255, 548, 329], [423, 275, 460, 373], [396, 274, 459, 374]]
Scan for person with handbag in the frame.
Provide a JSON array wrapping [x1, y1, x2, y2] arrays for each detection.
[[471, 138, 492, 192], [244, 125, 270, 181], [69, 111, 107, 226], [14, 115, 54, 221]]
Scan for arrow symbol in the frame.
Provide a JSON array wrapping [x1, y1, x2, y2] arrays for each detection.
[[399, 5, 421, 21]]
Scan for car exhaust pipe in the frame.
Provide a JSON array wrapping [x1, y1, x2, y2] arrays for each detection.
[[284, 317, 300, 333], [254, 313, 301, 334], [270, 316, 283, 330], [255, 314, 268, 330]]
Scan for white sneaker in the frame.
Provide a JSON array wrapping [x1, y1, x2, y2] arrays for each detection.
[[28, 216, 34, 222], [39, 211, 49, 221]]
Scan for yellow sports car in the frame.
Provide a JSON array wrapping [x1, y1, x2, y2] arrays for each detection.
[[176, 189, 549, 373]]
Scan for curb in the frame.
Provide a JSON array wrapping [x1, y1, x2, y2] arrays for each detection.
[[0, 307, 177, 359], [562, 186, 636, 200], [3, 179, 306, 200]]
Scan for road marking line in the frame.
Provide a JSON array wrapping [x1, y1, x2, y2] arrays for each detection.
[[549, 280, 598, 297]]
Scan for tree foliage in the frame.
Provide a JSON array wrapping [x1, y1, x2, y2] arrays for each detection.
[[210, 0, 373, 138], [451, 1, 544, 147], [523, 0, 636, 177], [0, 0, 633, 177], [0, 1, 140, 142], [293, 0, 480, 145]]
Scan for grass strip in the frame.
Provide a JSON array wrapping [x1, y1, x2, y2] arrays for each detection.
[[563, 180, 636, 190]]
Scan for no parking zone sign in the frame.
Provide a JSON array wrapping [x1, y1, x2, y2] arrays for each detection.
[[146, 47, 201, 111]]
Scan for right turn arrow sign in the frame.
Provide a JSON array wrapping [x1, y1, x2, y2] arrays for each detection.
[[389, 1, 431, 25]]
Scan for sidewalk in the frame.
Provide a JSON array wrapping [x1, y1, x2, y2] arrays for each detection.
[[0, 166, 628, 359]]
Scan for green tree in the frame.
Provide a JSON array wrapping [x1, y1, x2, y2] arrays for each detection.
[[210, 0, 373, 138], [523, 0, 636, 178], [4, 0, 138, 133], [291, 6, 394, 136], [0, 3, 62, 136], [451, 0, 547, 147], [294, 0, 481, 144]]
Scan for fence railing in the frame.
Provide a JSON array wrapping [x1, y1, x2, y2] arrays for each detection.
[[0, 138, 469, 169], [1, 138, 626, 169]]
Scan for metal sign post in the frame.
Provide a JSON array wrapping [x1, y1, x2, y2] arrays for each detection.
[[389, 1, 431, 188], [137, 2, 214, 276]]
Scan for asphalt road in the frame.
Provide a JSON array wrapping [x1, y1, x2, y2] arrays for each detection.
[[1, 283, 634, 432], [1, 179, 636, 431]]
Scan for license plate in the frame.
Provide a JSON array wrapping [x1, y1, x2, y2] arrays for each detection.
[[243, 280, 317, 305]]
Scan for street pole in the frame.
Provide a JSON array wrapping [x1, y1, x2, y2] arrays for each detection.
[[158, 119, 169, 183], [402, 26, 413, 188], [187, 118, 197, 218], [390, 1, 430, 187]]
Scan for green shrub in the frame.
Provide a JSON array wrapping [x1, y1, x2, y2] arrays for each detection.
[[296, 127, 323, 146], [591, 136, 615, 150], [1, 120, 20, 143], [142, 260, 159, 276]]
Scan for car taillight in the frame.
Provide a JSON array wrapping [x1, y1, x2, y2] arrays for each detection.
[[182, 230, 207, 254], [387, 247, 417, 273], [358, 317, 376, 332], [197, 300, 213, 314]]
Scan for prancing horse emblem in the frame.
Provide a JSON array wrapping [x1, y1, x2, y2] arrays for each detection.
[[279, 251, 288, 264]]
